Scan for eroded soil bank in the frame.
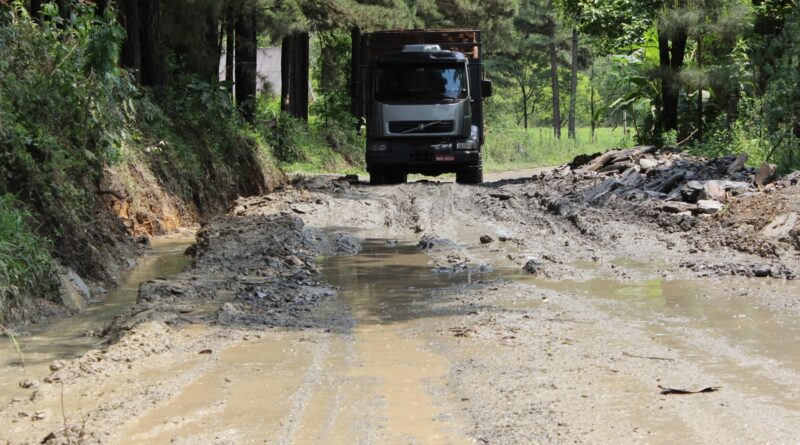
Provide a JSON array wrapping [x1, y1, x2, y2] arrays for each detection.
[[2, 164, 800, 444]]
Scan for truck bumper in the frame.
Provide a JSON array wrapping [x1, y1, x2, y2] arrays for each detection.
[[366, 140, 481, 176]]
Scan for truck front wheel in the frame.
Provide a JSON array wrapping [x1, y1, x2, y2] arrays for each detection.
[[369, 168, 386, 185], [456, 165, 483, 184], [384, 170, 407, 185]]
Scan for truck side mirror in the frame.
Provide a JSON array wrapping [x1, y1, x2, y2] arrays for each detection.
[[481, 80, 493, 98]]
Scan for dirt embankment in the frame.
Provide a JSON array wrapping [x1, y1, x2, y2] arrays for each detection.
[[4, 141, 284, 326], [3, 147, 800, 443]]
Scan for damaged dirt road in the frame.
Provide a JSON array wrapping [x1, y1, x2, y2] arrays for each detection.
[[3, 152, 800, 444]]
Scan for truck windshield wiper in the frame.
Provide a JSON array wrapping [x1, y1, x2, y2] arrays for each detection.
[[401, 120, 444, 134]]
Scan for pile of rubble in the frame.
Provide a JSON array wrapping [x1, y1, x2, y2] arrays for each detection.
[[569, 146, 791, 216]]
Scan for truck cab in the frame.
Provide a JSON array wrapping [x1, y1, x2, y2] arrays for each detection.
[[353, 30, 491, 185]]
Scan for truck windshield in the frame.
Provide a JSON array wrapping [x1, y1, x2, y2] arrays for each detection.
[[375, 64, 468, 102]]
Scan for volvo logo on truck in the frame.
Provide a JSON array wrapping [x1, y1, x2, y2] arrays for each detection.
[[352, 30, 492, 185]]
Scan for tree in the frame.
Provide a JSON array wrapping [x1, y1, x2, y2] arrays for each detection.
[[546, 0, 562, 138], [281, 32, 309, 120], [491, 0, 552, 129], [657, 11, 688, 135], [235, 4, 257, 122], [568, 27, 578, 138]]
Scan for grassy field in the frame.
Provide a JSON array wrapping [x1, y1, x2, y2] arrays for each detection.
[[483, 127, 630, 172], [280, 127, 629, 176]]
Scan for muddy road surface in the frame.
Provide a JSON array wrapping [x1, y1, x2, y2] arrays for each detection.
[[2, 164, 800, 444]]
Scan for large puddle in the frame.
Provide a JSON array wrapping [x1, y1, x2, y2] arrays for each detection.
[[316, 239, 499, 444], [0, 237, 192, 402]]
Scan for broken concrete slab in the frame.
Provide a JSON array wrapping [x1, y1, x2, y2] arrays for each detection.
[[726, 153, 748, 175], [660, 202, 698, 214], [639, 158, 659, 170], [696, 200, 724, 214], [755, 162, 778, 187], [698, 181, 726, 201], [584, 178, 621, 202], [761, 212, 798, 239]]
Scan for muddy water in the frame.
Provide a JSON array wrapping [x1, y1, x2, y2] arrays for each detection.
[[0, 237, 192, 402], [523, 273, 800, 421], [317, 240, 495, 445]]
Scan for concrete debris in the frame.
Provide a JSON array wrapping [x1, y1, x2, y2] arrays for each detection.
[[567, 147, 791, 216], [523, 258, 545, 275], [726, 153, 748, 175], [697, 200, 724, 214], [761, 213, 798, 239], [755, 162, 778, 187]]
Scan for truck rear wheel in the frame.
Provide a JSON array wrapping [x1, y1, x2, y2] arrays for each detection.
[[456, 165, 483, 184]]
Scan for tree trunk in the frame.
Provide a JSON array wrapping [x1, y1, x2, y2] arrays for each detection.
[[297, 33, 309, 121], [623, 109, 628, 137], [696, 37, 703, 143], [28, 0, 42, 20], [547, 1, 561, 139], [658, 25, 688, 134], [350, 27, 363, 121], [281, 35, 291, 113], [119, 0, 142, 84], [522, 84, 529, 130], [568, 27, 578, 139], [225, 8, 235, 95], [95, 0, 108, 15], [140, 0, 165, 87], [658, 28, 671, 135], [55, 0, 68, 20], [205, 12, 221, 83], [590, 64, 596, 143], [281, 33, 309, 120], [727, 91, 740, 124], [235, 8, 257, 122]]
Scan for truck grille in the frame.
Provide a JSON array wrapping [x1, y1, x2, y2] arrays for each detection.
[[389, 120, 455, 134]]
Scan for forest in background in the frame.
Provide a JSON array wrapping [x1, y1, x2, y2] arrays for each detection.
[[1, 0, 799, 321]]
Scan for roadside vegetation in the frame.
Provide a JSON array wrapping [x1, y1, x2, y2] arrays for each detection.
[[0, 3, 277, 322]]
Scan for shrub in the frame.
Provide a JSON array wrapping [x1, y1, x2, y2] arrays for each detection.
[[0, 2, 134, 226], [0, 195, 56, 308]]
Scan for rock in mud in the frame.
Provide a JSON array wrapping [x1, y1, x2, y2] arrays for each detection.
[[18, 378, 39, 389], [523, 258, 545, 275], [697, 200, 724, 214], [755, 162, 778, 187], [659, 202, 698, 214], [639, 158, 659, 171], [49, 360, 66, 372], [480, 235, 494, 244], [417, 236, 455, 251], [761, 213, 798, 239], [285, 255, 304, 267], [333, 232, 361, 255]]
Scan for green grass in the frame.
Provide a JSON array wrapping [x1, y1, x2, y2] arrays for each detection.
[[0, 195, 56, 319], [279, 126, 630, 176], [483, 127, 631, 172]]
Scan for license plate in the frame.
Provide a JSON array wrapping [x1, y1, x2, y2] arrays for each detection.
[[435, 154, 455, 161]]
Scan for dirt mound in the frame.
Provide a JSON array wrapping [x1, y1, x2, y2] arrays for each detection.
[[101, 213, 337, 340]]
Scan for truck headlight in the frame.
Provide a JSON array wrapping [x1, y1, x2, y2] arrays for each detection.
[[456, 125, 480, 150], [456, 140, 478, 150], [369, 142, 388, 152]]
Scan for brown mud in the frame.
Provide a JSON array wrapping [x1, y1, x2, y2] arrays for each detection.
[[2, 158, 800, 444]]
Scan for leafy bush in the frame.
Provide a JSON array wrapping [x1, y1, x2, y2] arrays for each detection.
[[0, 2, 134, 225], [0, 195, 56, 307]]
